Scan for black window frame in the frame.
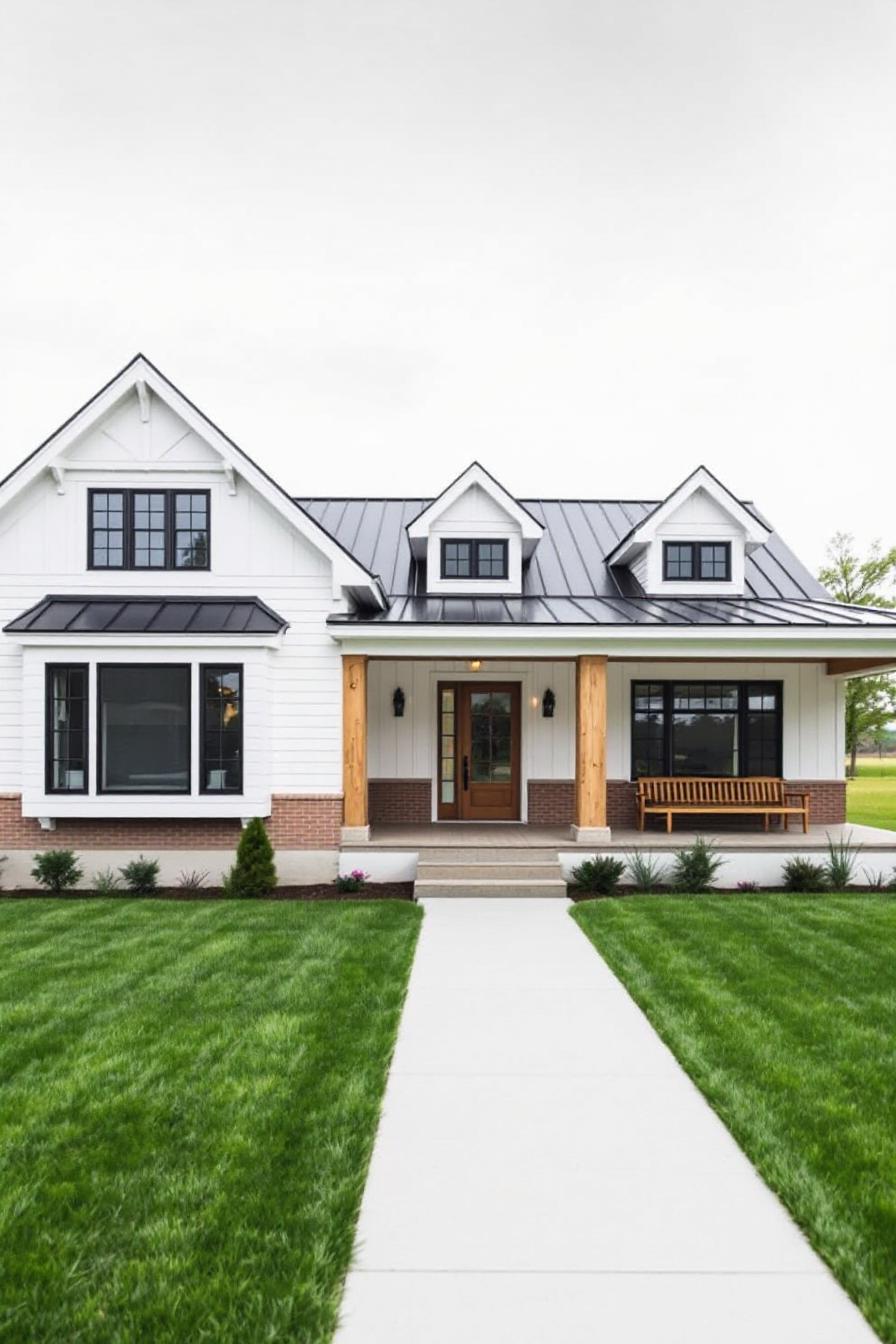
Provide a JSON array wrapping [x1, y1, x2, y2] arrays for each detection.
[[200, 663, 244, 795], [662, 540, 731, 582], [45, 664, 89, 795], [88, 489, 211, 571], [630, 680, 783, 780], [97, 663, 192, 795], [440, 538, 509, 580]]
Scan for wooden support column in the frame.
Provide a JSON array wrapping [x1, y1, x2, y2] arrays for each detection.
[[342, 654, 369, 840], [573, 654, 610, 842]]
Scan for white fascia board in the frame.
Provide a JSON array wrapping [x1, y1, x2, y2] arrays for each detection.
[[0, 356, 386, 609], [406, 463, 543, 550], [606, 467, 770, 565], [328, 624, 896, 659], [5, 633, 285, 649]]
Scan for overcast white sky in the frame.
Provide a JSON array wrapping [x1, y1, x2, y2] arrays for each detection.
[[2, 0, 895, 571]]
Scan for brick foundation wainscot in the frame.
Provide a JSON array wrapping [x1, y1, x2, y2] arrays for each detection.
[[368, 779, 432, 825], [0, 794, 344, 851]]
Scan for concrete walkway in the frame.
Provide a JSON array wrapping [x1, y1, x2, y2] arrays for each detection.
[[336, 899, 878, 1344]]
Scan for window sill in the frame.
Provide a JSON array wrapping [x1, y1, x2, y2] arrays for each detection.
[[22, 796, 271, 820]]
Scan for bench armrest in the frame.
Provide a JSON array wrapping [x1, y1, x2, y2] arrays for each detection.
[[783, 791, 811, 804]]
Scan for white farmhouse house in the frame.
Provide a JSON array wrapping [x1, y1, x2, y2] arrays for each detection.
[[1, 354, 895, 887]]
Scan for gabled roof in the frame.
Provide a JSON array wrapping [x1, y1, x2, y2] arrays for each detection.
[[0, 355, 386, 608], [405, 462, 544, 555], [5, 594, 287, 636], [604, 465, 770, 565]]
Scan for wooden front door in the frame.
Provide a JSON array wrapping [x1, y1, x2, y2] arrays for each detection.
[[437, 682, 520, 821]]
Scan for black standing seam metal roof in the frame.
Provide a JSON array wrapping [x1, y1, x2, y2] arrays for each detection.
[[4, 595, 288, 636], [295, 496, 896, 629]]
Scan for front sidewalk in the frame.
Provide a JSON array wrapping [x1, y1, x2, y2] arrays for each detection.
[[336, 899, 878, 1344]]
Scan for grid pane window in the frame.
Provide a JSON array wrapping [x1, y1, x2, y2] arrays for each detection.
[[202, 666, 242, 792], [663, 543, 694, 579], [90, 491, 125, 568], [88, 490, 210, 570], [631, 681, 782, 779], [440, 687, 456, 804], [46, 665, 88, 792], [698, 544, 731, 580], [175, 493, 209, 569], [442, 541, 472, 578], [474, 541, 508, 578], [133, 492, 167, 568]]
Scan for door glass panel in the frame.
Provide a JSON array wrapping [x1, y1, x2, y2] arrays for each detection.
[[470, 691, 513, 783], [440, 688, 456, 804]]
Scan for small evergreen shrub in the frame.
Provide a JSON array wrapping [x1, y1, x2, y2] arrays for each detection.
[[670, 838, 725, 893], [32, 849, 82, 893], [335, 868, 369, 894], [570, 855, 626, 896], [93, 866, 122, 895], [624, 850, 668, 894], [824, 831, 861, 891], [736, 880, 760, 893], [177, 869, 209, 891], [781, 857, 828, 893], [120, 856, 160, 895], [223, 818, 277, 898]]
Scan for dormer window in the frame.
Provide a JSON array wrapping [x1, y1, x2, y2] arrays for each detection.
[[440, 539, 508, 581], [663, 542, 731, 582]]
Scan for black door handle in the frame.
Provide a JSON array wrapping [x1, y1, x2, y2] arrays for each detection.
[[463, 755, 470, 790]]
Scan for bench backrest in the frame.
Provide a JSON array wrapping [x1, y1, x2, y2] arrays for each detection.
[[637, 776, 785, 805]]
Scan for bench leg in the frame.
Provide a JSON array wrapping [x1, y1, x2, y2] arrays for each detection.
[[763, 813, 769, 832], [803, 810, 809, 835], [784, 814, 790, 832], [666, 812, 672, 834]]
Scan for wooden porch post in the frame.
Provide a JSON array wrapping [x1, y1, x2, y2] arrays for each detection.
[[342, 654, 369, 840], [573, 654, 610, 842]]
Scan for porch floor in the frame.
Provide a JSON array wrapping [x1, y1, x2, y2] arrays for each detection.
[[360, 822, 896, 851]]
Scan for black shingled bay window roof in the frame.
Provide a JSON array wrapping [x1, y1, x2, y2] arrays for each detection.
[[4, 595, 288, 636]]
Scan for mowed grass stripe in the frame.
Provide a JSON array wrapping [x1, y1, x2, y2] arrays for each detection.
[[0, 900, 422, 1344], [572, 895, 896, 1344]]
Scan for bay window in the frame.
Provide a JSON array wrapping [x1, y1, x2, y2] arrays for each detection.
[[632, 681, 782, 778], [201, 666, 243, 792], [45, 665, 88, 793], [99, 665, 190, 793]]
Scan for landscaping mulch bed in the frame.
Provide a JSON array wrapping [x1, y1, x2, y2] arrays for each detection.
[[1, 882, 416, 901]]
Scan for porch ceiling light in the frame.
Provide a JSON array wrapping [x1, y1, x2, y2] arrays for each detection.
[[469, 659, 482, 672], [392, 687, 405, 717], [542, 688, 556, 718]]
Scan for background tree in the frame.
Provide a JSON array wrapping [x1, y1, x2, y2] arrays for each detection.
[[818, 533, 896, 776]]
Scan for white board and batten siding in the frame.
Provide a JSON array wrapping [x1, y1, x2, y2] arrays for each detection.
[[0, 392, 346, 815]]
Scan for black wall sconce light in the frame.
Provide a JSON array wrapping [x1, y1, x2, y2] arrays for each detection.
[[392, 687, 406, 718], [542, 688, 556, 718]]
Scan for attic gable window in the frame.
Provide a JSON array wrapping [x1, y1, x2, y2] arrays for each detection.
[[663, 541, 731, 582], [440, 539, 508, 581], [89, 490, 210, 571]]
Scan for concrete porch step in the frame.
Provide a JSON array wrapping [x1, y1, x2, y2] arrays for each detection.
[[415, 878, 569, 898], [418, 862, 561, 880], [415, 846, 562, 863]]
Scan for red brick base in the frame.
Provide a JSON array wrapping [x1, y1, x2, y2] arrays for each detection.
[[527, 780, 575, 825], [0, 794, 343, 850], [368, 779, 432, 825]]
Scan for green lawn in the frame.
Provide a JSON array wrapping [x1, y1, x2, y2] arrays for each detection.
[[848, 758, 896, 830], [0, 900, 422, 1343], [572, 894, 896, 1344]]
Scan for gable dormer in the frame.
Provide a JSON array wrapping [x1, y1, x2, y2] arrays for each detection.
[[407, 463, 543, 595], [606, 466, 770, 597]]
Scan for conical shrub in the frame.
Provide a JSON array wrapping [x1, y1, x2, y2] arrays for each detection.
[[223, 817, 277, 898]]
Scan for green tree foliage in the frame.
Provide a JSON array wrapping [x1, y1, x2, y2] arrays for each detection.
[[224, 817, 277, 898], [819, 533, 896, 776]]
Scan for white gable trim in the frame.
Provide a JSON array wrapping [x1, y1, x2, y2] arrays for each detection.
[[406, 462, 543, 558], [606, 466, 770, 567], [0, 355, 386, 607]]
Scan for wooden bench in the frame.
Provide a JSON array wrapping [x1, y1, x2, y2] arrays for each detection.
[[636, 777, 810, 834]]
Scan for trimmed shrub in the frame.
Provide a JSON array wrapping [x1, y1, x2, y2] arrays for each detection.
[[335, 868, 369, 894], [223, 818, 277, 898], [670, 838, 726, 893], [32, 850, 82, 893], [736, 880, 760, 893], [782, 857, 827, 893], [93, 866, 122, 895], [120, 856, 160, 894], [624, 849, 668, 894], [824, 831, 861, 891], [571, 856, 626, 896]]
